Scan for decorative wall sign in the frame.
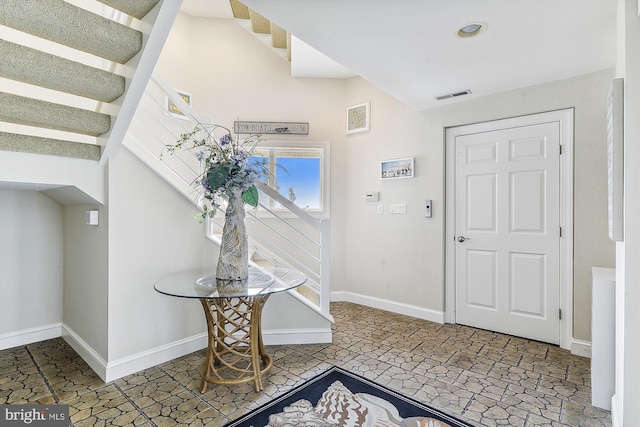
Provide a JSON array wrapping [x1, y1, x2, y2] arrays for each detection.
[[164, 90, 192, 120], [234, 121, 309, 135], [347, 102, 370, 134], [381, 157, 414, 180]]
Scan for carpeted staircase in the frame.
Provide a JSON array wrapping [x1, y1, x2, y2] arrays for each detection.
[[0, 0, 165, 161]]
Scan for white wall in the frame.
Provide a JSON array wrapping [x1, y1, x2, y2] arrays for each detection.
[[102, 146, 333, 379], [0, 12, 616, 371], [155, 13, 349, 294], [156, 13, 614, 344], [344, 70, 615, 341], [613, 1, 640, 425], [0, 191, 63, 347], [0, 152, 105, 205], [106, 148, 214, 361], [343, 78, 445, 316], [63, 204, 108, 359]]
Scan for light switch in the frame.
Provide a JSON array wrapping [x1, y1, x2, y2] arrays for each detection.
[[390, 204, 407, 214]]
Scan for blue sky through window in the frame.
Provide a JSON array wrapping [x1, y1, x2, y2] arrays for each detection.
[[276, 156, 320, 209], [248, 152, 321, 210]]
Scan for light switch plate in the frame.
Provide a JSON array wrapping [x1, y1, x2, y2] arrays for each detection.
[[390, 204, 407, 214]]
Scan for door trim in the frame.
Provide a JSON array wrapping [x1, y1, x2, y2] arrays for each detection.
[[445, 109, 574, 350]]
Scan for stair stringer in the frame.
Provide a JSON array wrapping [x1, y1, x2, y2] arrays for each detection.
[[0, 150, 105, 205], [99, 0, 183, 165]]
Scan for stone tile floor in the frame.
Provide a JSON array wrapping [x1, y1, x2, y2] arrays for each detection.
[[0, 302, 611, 426]]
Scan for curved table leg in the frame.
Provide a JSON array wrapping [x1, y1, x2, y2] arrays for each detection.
[[199, 295, 272, 392]]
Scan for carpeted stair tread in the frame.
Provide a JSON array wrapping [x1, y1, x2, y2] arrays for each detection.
[[0, 0, 142, 64], [0, 132, 101, 161], [0, 92, 111, 137], [0, 40, 125, 103], [97, 0, 161, 20]]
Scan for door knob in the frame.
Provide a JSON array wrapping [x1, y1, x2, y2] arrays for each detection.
[[456, 235, 470, 242]]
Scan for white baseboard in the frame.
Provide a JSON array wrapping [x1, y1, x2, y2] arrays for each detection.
[[0, 323, 62, 350], [262, 328, 332, 345], [61, 325, 109, 382], [571, 338, 591, 358], [62, 324, 332, 383], [331, 291, 444, 324], [102, 327, 332, 382], [104, 334, 208, 383], [63, 324, 208, 383], [332, 292, 593, 355], [611, 394, 621, 427]]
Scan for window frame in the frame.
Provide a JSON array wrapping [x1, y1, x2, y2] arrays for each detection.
[[251, 140, 330, 219]]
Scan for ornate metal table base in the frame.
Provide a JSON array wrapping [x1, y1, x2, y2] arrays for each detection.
[[199, 295, 272, 392]]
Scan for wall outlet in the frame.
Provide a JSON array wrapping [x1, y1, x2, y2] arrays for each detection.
[[377, 204, 384, 214]]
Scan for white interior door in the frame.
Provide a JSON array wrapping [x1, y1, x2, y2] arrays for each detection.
[[454, 121, 561, 344]]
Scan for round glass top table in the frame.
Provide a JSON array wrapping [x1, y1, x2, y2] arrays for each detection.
[[154, 266, 307, 392]]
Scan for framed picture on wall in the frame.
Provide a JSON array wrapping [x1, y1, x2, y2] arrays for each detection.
[[346, 102, 370, 134], [164, 90, 192, 120], [381, 157, 414, 180]]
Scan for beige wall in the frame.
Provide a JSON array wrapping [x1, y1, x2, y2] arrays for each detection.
[[344, 70, 615, 342], [157, 13, 615, 343], [63, 204, 108, 358]]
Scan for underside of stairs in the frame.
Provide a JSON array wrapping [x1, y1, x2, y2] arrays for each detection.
[[0, 0, 162, 162], [230, 0, 291, 61]]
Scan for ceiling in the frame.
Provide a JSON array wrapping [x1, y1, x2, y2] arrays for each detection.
[[0, 1, 617, 197], [181, 0, 617, 111]]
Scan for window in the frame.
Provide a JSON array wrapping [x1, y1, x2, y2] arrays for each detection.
[[248, 141, 329, 216]]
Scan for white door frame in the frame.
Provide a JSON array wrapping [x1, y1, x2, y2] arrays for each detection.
[[445, 109, 574, 351]]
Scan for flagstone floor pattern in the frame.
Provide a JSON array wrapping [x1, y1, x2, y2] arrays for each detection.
[[1, 302, 611, 426]]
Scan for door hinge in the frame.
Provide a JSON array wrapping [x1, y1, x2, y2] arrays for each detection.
[[560, 227, 562, 237], [559, 145, 563, 155], [559, 309, 562, 320]]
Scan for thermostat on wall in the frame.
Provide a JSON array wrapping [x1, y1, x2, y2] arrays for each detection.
[[365, 191, 379, 202]]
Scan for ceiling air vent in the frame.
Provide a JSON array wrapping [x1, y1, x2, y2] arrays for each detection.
[[435, 89, 472, 101]]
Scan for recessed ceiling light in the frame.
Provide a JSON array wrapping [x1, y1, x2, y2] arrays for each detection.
[[457, 22, 487, 38]]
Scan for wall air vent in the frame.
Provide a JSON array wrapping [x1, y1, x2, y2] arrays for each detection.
[[435, 89, 472, 101]]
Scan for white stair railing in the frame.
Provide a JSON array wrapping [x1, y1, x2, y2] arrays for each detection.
[[100, 0, 183, 165], [123, 71, 331, 319]]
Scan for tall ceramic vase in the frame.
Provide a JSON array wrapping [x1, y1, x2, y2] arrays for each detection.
[[216, 191, 249, 281]]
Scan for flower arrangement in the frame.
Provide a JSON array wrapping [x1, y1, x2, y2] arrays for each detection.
[[162, 124, 264, 221]]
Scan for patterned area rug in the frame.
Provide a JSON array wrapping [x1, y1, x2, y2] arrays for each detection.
[[224, 366, 472, 427]]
